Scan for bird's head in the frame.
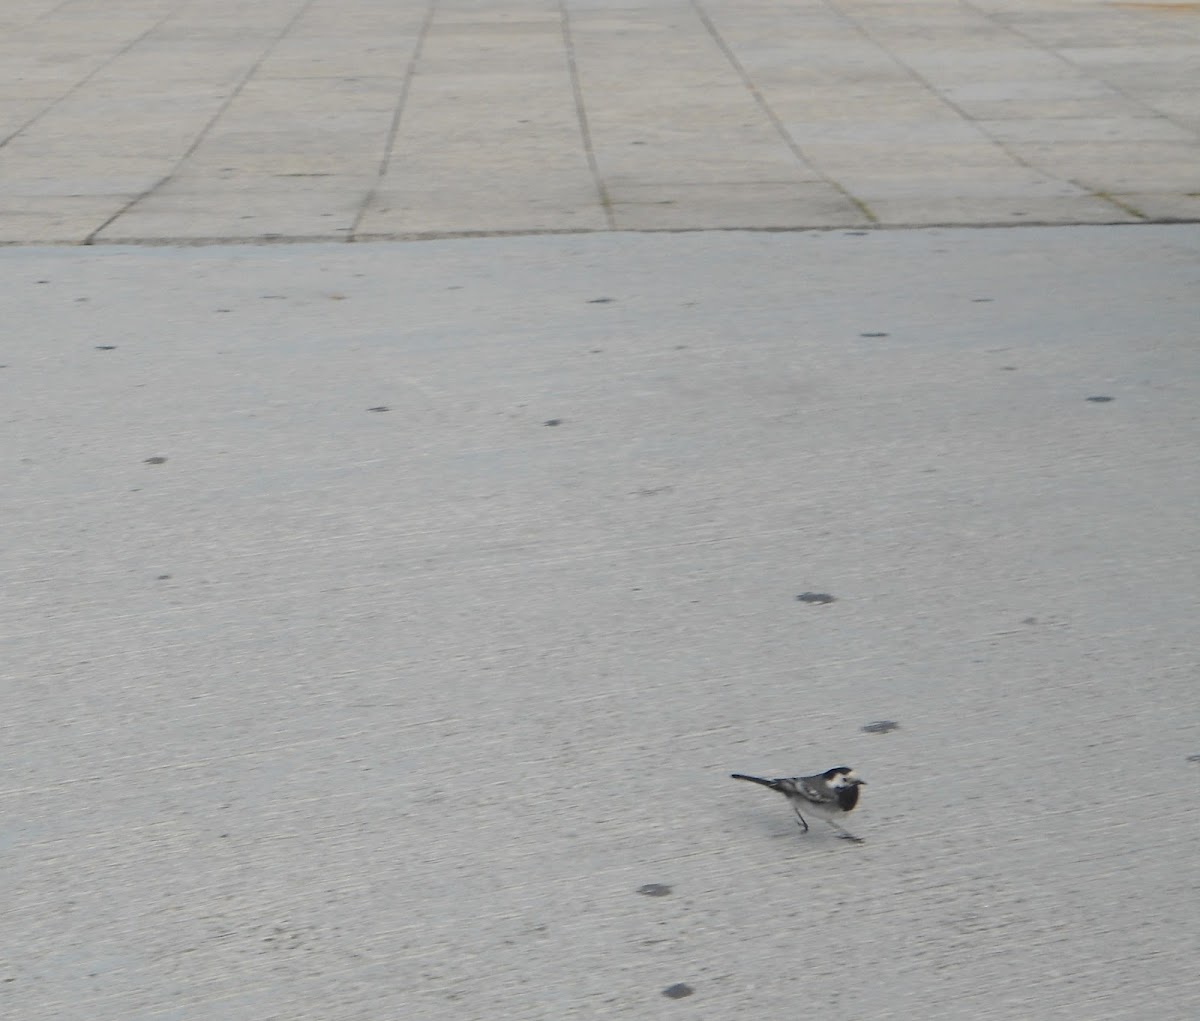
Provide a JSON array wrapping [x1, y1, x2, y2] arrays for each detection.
[[824, 766, 866, 788]]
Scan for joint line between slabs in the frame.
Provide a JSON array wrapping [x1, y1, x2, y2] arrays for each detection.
[[558, 0, 616, 230], [83, 0, 324, 245], [823, 0, 1146, 221], [690, 0, 877, 224], [957, 0, 1195, 139], [0, 2, 180, 150], [350, 0, 438, 239]]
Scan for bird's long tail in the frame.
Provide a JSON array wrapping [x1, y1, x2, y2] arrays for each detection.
[[730, 773, 780, 790]]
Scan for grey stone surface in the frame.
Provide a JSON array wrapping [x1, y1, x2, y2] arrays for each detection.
[[4, 224, 1200, 1018], [2, 0, 1200, 242]]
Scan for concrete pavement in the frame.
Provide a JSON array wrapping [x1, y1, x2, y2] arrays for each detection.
[[5, 225, 1200, 1019], [2, 0, 1200, 243]]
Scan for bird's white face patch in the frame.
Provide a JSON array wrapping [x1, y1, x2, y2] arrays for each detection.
[[827, 769, 858, 789]]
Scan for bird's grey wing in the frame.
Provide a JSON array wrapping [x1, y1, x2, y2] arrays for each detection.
[[783, 775, 836, 805]]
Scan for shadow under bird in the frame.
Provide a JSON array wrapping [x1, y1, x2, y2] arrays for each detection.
[[731, 767, 867, 843]]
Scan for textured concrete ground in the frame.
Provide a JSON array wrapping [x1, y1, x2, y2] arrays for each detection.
[[2, 0, 1200, 242], [4, 226, 1200, 1018]]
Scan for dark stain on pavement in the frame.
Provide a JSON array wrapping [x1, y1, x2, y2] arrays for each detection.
[[637, 884, 672, 897], [662, 984, 694, 999], [862, 720, 900, 734], [143, 456, 168, 465], [796, 592, 836, 604], [1086, 395, 1114, 402]]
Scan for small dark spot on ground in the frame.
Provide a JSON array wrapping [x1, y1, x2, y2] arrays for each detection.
[[1001, 365, 1017, 370], [638, 884, 672, 897], [590, 349, 603, 354], [261, 295, 287, 300], [662, 984, 693, 999], [75, 297, 89, 303], [862, 720, 899, 734], [1086, 395, 1114, 402], [95, 345, 117, 350], [157, 574, 171, 581], [860, 332, 889, 337], [544, 418, 562, 426], [1022, 617, 1038, 625], [36, 280, 49, 284], [143, 456, 168, 465], [633, 486, 674, 496], [674, 344, 688, 350], [1186, 754, 1200, 763], [587, 297, 615, 303], [844, 231, 868, 236], [796, 592, 836, 604], [368, 406, 390, 412], [215, 308, 231, 313], [972, 298, 994, 303]]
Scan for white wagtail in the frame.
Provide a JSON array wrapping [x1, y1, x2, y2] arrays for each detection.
[[731, 767, 867, 843]]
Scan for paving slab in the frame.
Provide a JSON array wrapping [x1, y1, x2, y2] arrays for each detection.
[[3, 0, 1200, 242], [4, 223, 1200, 1019]]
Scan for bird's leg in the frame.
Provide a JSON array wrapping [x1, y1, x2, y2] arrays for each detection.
[[827, 820, 864, 844], [793, 807, 809, 833]]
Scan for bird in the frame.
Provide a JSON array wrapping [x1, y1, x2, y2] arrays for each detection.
[[731, 767, 867, 843]]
